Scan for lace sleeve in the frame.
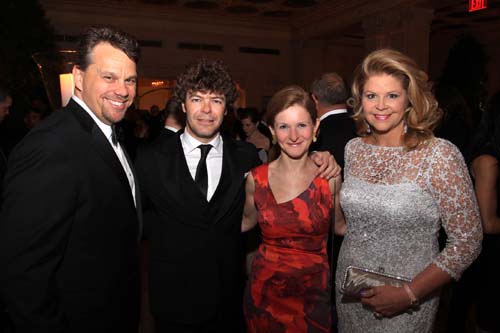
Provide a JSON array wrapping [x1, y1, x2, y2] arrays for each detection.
[[426, 139, 482, 280]]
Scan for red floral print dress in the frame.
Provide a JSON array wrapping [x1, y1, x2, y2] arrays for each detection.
[[244, 164, 332, 333]]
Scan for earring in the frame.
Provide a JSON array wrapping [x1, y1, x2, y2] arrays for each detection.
[[403, 122, 408, 134], [313, 134, 317, 143], [272, 135, 277, 145], [365, 121, 371, 134]]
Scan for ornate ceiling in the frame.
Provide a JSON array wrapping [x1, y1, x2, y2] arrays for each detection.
[[134, 0, 331, 18], [119, 0, 500, 36]]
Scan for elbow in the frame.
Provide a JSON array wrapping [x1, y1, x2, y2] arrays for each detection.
[[241, 219, 252, 233], [481, 220, 500, 234], [334, 221, 346, 236]]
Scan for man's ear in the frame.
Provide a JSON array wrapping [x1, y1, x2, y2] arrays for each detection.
[[311, 93, 319, 104], [72, 66, 83, 92], [181, 103, 186, 113]]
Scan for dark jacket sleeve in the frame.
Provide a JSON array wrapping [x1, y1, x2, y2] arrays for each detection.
[[0, 131, 78, 333]]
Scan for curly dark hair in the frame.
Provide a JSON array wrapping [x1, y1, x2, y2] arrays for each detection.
[[75, 25, 140, 70], [174, 59, 238, 110]]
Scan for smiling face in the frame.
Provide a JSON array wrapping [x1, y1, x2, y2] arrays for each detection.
[[73, 42, 137, 125], [270, 104, 319, 159], [182, 90, 226, 143], [362, 73, 409, 142]]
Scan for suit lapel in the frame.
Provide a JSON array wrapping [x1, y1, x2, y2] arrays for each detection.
[[122, 146, 143, 240], [211, 138, 247, 223], [67, 99, 137, 209], [157, 134, 210, 227]]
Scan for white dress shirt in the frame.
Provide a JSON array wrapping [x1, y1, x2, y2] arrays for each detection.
[[72, 96, 136, 206], [181, 131, 223, 201]]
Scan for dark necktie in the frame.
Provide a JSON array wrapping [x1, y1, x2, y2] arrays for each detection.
[[111, 124, 124, 146], [195, 144, 212, 198], [111, 124, 119, 146]]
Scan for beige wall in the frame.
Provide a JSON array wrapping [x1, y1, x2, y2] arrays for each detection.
[[41, 1, 297, 110], [40, 0, 500, 111]]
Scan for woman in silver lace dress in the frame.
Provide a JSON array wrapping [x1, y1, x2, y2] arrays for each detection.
[[335, 49, 483, 332]]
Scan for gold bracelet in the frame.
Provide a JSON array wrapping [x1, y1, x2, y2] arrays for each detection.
[[403, 284, 419, 308]]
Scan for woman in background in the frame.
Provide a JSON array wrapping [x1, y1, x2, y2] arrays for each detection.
[[335, 49, 482, 332], [239, 107, 271, 162], [467, 91, 500, 332], [242, 85, 344, 333]]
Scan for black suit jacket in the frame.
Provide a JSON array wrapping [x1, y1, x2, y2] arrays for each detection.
[[158, 127, 177, 140], [135, 132, 260, 326], [0, 148, 6, 184], [0, 99, 141, 333], [311, 111, 356, 170]]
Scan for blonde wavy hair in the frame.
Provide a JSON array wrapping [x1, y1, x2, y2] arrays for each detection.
[[349, 49, 442, 150]]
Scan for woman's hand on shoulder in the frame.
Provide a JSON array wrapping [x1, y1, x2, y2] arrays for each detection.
[[310, 151, 341, 179]]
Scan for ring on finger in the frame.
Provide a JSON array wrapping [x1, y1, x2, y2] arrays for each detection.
[[373, 311, 383, 319]]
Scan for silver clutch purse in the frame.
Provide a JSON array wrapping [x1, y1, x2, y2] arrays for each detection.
[[340, 265, 411, 298]]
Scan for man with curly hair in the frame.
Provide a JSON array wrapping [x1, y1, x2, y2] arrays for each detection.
[[135, 59, 338, 333]]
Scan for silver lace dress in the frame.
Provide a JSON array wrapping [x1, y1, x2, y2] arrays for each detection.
[[336, 137, 482, 333]]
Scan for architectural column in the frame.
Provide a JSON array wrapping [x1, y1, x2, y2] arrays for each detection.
[[362, 6, 434, 71]]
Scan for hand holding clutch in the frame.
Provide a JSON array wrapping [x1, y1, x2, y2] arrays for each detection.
[[340, 266, 411, 298]]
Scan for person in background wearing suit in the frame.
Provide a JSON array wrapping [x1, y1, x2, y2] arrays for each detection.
[[160, 96, 185, 138], [310, 72, 356, 170], [310, 72, 356, 333], [135, 58, 339, 333], [0, 26, 142, 333]]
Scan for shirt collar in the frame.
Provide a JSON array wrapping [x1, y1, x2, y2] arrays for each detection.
[[164, 125, 180, 133], [320, 108, 347, 121], [181, 130, 222, 154], [72, 96, 113, 141]]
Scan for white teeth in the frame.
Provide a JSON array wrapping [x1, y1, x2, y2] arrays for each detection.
[[108, 99, 125, 107]]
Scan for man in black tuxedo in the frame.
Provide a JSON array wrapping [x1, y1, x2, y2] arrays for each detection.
[[136, 59, 338, 333], [0, 26, 141, 333], [310, 72, 356, 170]]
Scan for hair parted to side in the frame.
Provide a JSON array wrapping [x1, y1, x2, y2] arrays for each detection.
[[238, 107, 260, 123], [310, 72, 349, 105], [349, 49, 442, 150], [266, 85, 317, 127], [174, 58, 238, 111], [75, 25, 140, 70]]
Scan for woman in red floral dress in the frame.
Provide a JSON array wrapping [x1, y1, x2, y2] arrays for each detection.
[[241, 85, 345, 333]]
